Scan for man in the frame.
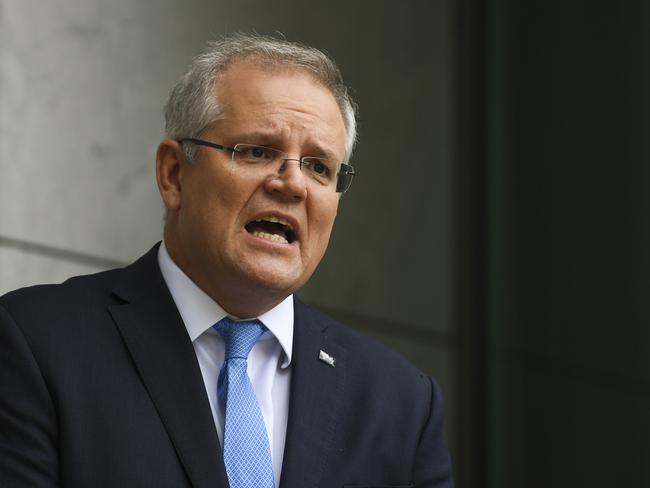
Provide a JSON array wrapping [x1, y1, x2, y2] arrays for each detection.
[[0, 34, 453, 487]]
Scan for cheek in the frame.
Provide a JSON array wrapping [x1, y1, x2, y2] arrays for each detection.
[[309, 198, 339, 248], [178, 189, 233, 247], [191, 172, 250, 229]]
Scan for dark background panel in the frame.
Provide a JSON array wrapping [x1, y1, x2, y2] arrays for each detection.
[[485, 1, 650, 486]]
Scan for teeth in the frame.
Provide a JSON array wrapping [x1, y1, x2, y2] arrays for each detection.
[[253, 231, 289, 244], [255, 216, 293, 231]]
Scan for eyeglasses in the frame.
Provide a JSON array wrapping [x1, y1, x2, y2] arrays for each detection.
[[178, 138, 355, 193]]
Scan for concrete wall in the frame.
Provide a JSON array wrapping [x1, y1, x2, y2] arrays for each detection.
[[1, 0, 461, 481], [0, 0, 225, 287]]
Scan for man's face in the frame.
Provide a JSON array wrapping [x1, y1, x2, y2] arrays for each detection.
[[165, 61, 347, 315]]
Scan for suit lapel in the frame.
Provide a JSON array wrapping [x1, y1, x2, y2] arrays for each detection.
[[279, 299, 347, 488], [107, 245, 228, 488]]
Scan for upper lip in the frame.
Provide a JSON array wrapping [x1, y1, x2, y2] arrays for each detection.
[[247, 211, 301, 242]]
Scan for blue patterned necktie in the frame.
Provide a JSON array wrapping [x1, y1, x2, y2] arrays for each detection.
[[214, 317, 275, 488]]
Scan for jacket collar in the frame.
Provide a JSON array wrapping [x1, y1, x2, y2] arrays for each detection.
[[108, 243, 228, 487]]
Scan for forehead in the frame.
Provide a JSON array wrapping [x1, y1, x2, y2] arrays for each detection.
[[211, 61, 347, 157]]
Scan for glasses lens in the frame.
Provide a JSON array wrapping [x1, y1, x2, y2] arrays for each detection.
[[301, 157, 339, 188], [233, 144, 353, 193], [336, 164, 355, 193]]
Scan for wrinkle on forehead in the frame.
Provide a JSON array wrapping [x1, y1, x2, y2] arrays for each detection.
[[212, 62, 347, 159]]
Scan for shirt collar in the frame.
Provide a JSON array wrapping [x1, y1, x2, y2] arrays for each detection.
[[157, 241, 293, 367]]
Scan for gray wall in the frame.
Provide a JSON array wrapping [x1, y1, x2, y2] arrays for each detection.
[[0, 0, 225, 286], [0, 0, 463, 482]]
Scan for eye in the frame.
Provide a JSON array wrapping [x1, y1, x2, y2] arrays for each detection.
[[234, 144, 277, 163], [304, 158, 332, 178], [312, 160, 329, 175], [247, 145, 270, 159]]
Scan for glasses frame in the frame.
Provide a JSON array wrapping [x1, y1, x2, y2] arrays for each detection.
[[178, 137, 355, 193]]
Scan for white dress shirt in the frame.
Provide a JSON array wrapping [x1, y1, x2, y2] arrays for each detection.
[[157, 242, 293, 486]]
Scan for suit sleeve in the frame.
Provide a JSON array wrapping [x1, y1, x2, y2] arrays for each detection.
[[412, 376, 454, 488], [0, 303, 59, 487]]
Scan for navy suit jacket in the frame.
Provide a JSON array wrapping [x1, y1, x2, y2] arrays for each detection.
[[0, 245, 453, 487]]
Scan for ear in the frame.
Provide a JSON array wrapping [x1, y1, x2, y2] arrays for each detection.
[[156, 139, 186, 211]]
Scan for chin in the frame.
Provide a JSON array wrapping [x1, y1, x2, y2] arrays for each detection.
[[246, 267, 307, 295], [251, 259, 316, 294]]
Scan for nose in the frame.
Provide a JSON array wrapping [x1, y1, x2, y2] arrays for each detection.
[[264, 158, 308, 200]]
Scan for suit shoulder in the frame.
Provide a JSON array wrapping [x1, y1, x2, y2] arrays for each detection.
[[0, 267, 123, 321]]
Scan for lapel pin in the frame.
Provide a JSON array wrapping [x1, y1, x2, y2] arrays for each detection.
[[318, 349, 336, 367]]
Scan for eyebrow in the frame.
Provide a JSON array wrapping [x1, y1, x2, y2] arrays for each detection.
[[231, 131, 282, 147]]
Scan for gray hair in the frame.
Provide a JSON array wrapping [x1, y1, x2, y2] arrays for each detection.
[[164, 33, 358, 162]]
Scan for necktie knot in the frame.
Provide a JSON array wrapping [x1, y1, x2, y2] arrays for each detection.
[[214, 317, 266, 360]]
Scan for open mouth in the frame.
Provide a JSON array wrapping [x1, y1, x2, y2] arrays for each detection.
[[245, 216, 297, 244]]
